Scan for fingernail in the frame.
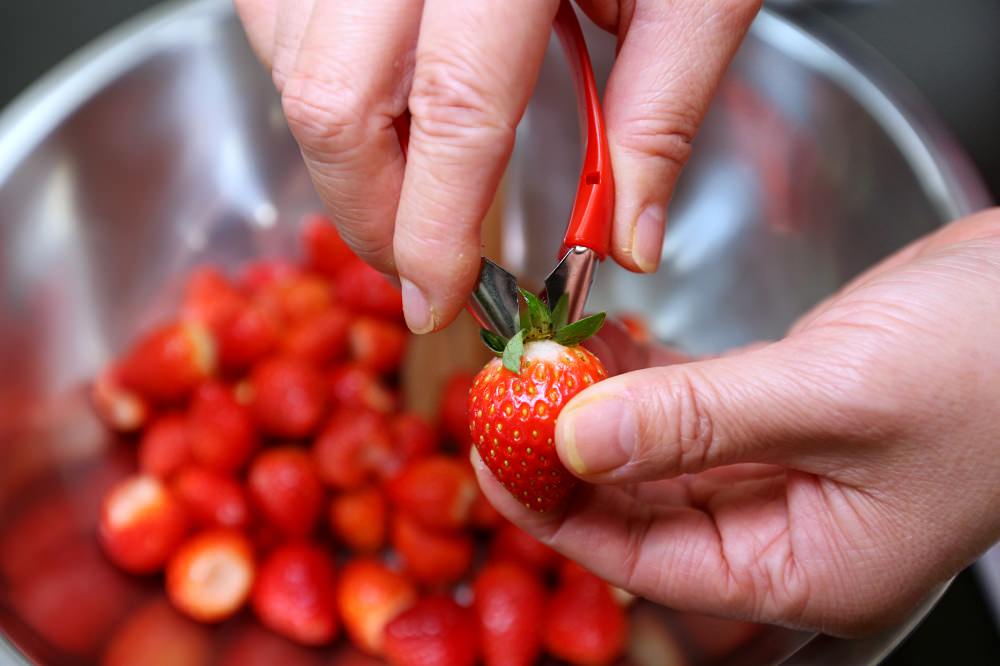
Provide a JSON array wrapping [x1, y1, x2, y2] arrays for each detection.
[[400, 278, 435, 334], [631, 205, 666, 273], [557, 395, 636, 475]]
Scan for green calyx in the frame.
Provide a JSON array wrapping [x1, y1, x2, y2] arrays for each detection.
[[479, 289, 606, 374]]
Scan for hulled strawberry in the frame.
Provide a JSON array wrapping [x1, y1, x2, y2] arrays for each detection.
[[468, 291, 606, 512]]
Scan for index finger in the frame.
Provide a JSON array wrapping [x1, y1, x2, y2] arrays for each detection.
[[393, 0, 560, 333]]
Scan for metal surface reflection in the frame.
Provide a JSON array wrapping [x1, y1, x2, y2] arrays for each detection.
[[0, 0, 990, 664]]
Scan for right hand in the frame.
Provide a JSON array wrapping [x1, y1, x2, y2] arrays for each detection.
[[234, 0, 762, 333]]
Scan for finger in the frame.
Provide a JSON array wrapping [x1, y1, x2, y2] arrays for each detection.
[[554, 334, 880, 483], [393, 0, 560, 333], [280, 0, 423, 274], [234, 0, 279, 67], [597, 0, 761, 272], [470, 448, 771, 618], [271, 0, 316, 91]]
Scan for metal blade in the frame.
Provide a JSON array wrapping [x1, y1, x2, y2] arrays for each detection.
[[542, 246, 598, 324], [467, 257, 521, 339]]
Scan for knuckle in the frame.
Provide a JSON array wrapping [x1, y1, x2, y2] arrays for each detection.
[[408, 55, 515, 150], [637, 369, 717, 475], [612, 104, 698, 173], [281, 76, 368, 153]]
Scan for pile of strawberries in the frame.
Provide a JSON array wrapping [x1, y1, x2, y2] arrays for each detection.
[[88, 215, 629, 665]]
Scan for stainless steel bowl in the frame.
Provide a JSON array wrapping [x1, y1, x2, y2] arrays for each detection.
[[0, 0, 990, 664]]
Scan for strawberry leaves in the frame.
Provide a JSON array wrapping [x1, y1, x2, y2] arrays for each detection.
[[481, 288, 605, 374]]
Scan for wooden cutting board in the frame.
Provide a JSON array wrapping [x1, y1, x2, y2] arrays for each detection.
[[401, 186, 505, 418]]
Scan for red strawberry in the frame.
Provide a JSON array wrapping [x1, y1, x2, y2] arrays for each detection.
[[138, 413, 193, 478], [313, 408, 393, 490], [328, 362, 397, 413], [335, 258, 402, 320], [469, 291, 607, 511], [391, 513, 473, 586], [240, 259, 301, 294], [172, 466, 251, 530], [250, 357, 328, 438], [219, 622, 326, 666], [282, 307, 351, 366], [543, 568, 627, 665], [119, 321, 217, 403], [257, 274, 335, 325], [188, 381, 258, 472], [369, 412, 439, 480], [91, 365, 151, 433], [473, 563, 546, 666], [490, 522, 560, 572], [387, 456, 477, 531], [248, 447, 324, 538], [383, 596, 478, 666], [337, 559, 417, 655], [302, 213, 355, 278], [252, 543, 339, 645], [439, 372, 474, 447], [618, 312, 651, 344], [167, 529, 255, 623], [328, 487, 388, 554], [217, 303, 280, 370], [102, 598, 213, 666], [10, 538, 140, 657], [349, 317, 408, 374], [98, 474, 189, 573], [181, 266, 245, 334]]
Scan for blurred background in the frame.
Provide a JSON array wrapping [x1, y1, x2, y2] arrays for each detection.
[[1, 0, 997, 664]]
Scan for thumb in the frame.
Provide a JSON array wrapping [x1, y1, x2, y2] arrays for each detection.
[[596, 0, 760, 272], [555, 337, 864, 482]]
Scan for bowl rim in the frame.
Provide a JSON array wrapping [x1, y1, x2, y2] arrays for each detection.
[[0, 1, 992, 664]]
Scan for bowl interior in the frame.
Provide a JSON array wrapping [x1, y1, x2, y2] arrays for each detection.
[[0, 3, 984, 664]]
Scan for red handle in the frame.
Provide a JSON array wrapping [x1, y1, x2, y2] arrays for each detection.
[[393, 0, 613, 259]]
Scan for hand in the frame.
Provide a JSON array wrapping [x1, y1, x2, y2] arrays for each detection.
[[234, 0, 761, 332], [474, 207, 1000, 636]]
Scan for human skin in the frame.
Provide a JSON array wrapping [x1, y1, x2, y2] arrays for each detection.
[[233, 0, 762, 332], [473, 207, 1000, 636]]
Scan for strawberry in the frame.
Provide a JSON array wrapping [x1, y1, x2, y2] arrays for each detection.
[[383, 596, 478, 666], [469, 290, 607, 511], [250, 356, 328, 438], [313, 408, 393, 489], [217, 303, 280, 370], [220, 622, 327, 666], [618, 312, 651, 344], [240, 259, 301, 294], [328, 362, 397, 413], [256, 274, 335, 325], [490, 522, 560, 573], [98, 474, 189, 573], [335, 258, 403, 320], [387, 456, 477, 531], [369, 412, 439, 480], [172, 466, 251, 530], [166, 529, 255, 623], [91, 365, 151, 433], [101, 598, 213, 666], [348, 317, 408, 374], [248, 447, 324, 538], [119, 321, 217, 403], [329, 487, 388, 554], [252, 543, 339, 645], [138, 413, 193, 478], [391, 513, 473, 586], [543, 567, 627, 665], [281, 307, 351, 366], [337, 559, 417, 655], [181, 266, 245, 334], [188, 381, 258, 473], [438, 372, 474, 447], [10, 538, 140, 657], [469, 487, 504, 530], [302, 213, 355, 278], [473, 563, 546, 666]]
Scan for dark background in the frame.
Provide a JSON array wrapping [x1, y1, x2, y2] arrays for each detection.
[[1, 1, 997, 664]]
